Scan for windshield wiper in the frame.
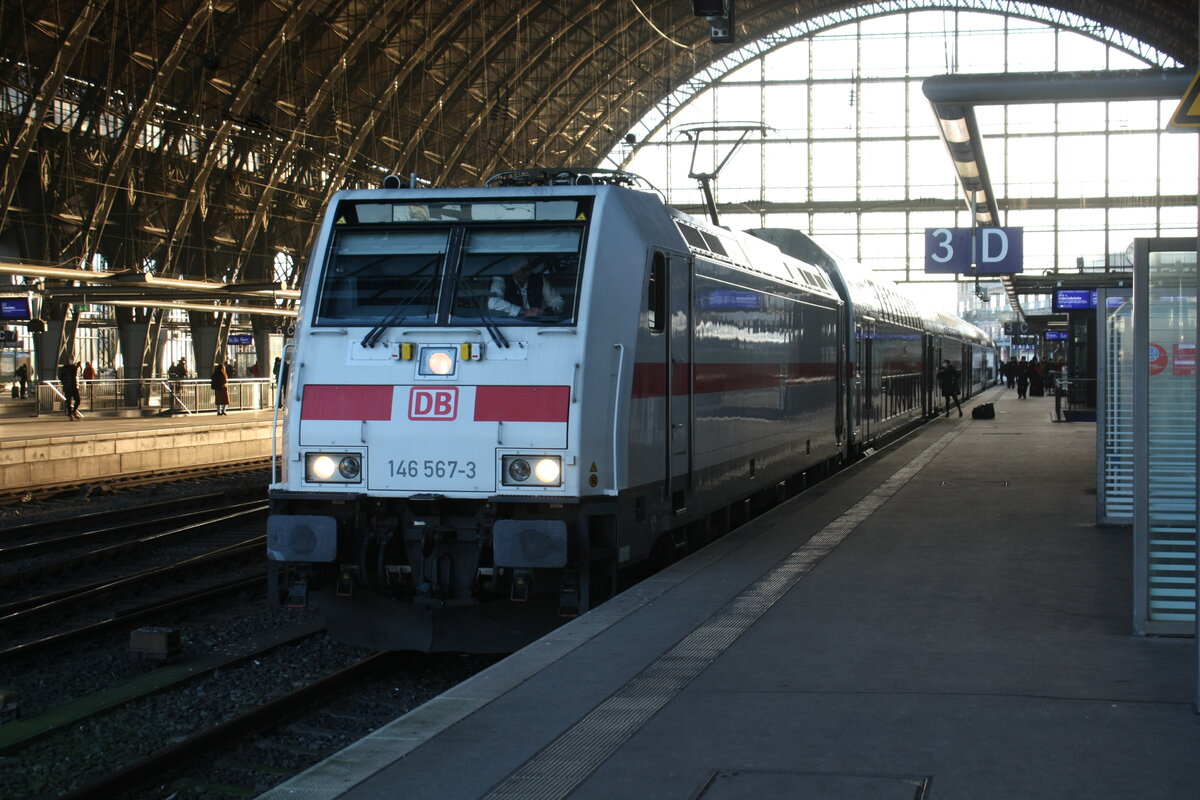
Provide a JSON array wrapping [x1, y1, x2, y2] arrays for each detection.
[[455, 274, 509, 349], [360, 275, 434, 348]]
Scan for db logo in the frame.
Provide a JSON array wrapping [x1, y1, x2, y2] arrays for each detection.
[[408, 387, 458, 420]]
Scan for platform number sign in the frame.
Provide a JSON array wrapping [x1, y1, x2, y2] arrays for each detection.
[[925, 227, 1023, 275]]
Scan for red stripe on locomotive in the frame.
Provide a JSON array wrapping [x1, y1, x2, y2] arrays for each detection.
[[473, 385, 570, 422], [301, 385, 394, 420]]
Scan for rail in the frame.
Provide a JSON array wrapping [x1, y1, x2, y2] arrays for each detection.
[[30, 377, 276, 417]]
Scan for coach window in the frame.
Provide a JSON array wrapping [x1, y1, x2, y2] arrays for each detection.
[[647, 252, 665, 333]]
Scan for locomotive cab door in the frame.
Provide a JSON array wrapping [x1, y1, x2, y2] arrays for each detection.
[[666, 254, 693, 513]]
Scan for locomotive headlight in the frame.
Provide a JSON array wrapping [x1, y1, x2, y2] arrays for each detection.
[[507, 458, 531, 482], [305, 452, 363, 483], [309, 455, 337, 480], [338, 456, 362, 479], [417, 345, 457, 377], [427, 351, 454, 375], [502, 455, 563, 487], [533, 458, 561, 484]]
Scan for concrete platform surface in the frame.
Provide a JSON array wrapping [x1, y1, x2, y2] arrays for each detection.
[[0, 405, 278, 445], [260, 387, 1199, 800]]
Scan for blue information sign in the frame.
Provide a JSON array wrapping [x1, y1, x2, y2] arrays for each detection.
[[0, 297, 30, 321], [228, 334, 254, 345], [924, 227, 1024, 275], [924, 228, 971, 274], [1052, 289, 1097, 312]]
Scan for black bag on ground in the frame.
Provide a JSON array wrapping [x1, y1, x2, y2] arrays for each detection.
[[971, 402, 995, 420]]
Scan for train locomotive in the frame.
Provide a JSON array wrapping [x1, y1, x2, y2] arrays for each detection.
[[267, 168, 994, 652]]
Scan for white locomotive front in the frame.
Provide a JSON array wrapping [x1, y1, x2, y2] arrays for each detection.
[[270, 175, 682, 650]]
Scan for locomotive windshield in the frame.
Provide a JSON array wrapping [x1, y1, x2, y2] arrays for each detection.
[[314, 197, 589, 328]]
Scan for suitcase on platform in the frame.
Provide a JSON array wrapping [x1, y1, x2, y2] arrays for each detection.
[[971, 402, 995, 420]]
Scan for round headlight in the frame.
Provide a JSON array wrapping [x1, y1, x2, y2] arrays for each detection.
[[310, 455, 337, 480], [427, 351, 454, 375], [507, 458, 531, 482], [338, 456, 361, 479], [533, 458, 561, 484]]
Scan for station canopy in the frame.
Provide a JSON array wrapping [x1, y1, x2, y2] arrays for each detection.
[[0, 1, 1194, 296]]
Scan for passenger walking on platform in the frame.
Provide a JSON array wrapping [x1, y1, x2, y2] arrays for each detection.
[[936, 359, 962, 417], [59, 356, 82, 419], [211, 361, 230, 415], [1015, 357, 1030, 399], [15, 362, 28, 399], [1029, 356, 1045, 397], [1002, 358, 1016, 389]]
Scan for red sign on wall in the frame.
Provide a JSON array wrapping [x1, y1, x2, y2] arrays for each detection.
[[1149, 343, 1168, 375], [1173, 343, 1196, 376]]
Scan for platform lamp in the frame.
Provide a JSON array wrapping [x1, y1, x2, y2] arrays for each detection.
[[691, 0, 734, 44]]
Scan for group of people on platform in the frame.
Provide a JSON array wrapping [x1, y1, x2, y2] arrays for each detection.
[[1000, 356, 1066, 400], [20, 354, 286, 419], [934, 355, 1068, 419]]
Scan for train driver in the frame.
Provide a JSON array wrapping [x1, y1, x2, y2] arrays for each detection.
[[488, 257, 564, 319]]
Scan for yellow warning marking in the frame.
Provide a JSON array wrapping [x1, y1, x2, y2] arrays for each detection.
[[576, 212, 587, 221], [1170, 69, 1200, 129], [589, 462, 598, 473]]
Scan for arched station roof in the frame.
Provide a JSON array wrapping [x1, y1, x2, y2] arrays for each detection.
[[0, 0, 1195, 291]]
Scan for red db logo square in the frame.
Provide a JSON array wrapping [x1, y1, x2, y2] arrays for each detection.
[[408, 387, 459, 420]]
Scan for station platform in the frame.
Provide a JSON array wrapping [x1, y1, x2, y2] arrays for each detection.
[[260, 387, 1199, 800], [0, 401, 278, 494]]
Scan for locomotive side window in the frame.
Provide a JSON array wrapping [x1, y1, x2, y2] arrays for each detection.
[[647, 252, 665, 333], [316, 229, 448, 325], [451, 227, 583, 325]]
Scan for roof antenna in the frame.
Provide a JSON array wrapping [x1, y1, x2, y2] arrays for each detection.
[[677, 123, 768, 226]]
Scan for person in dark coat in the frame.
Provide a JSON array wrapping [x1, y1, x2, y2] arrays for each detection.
[[15, 362, 29, 398], [1029, 356, 1044, 396], [58, 356, 81, 419], [936, 359, 962, 417], [1015, 357, 1030, 399], [1002, 359, 1016, 389], [211, 361, 230, 415]]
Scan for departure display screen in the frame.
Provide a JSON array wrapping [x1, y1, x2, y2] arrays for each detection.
[[1052, 289, 1096, 312], [0, 297, 30, 321]]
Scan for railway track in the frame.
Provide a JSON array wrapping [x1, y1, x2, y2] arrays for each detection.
[[0, 458, 273, 507], [58, 653, 397, 799], [0, 492, 248, 559], [51, 649, 500, 800], [0, 506, 269, 658], [0, 472, 497, 800], [0, 500, 266, 577]]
